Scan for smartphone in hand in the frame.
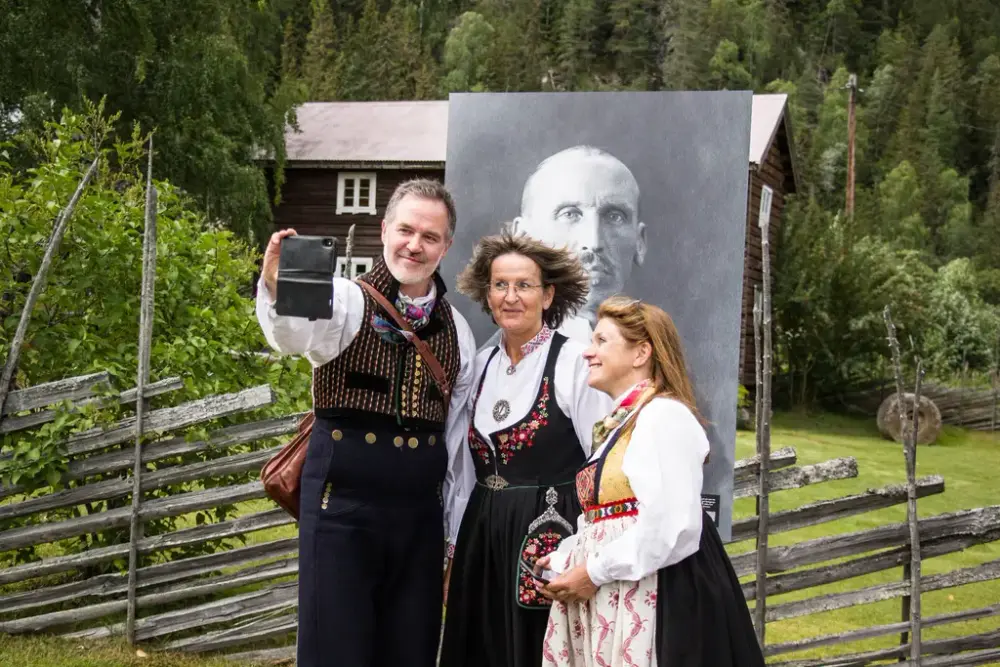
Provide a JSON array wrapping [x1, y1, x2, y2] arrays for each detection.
[[519, 557, 555, 584], [275, 235, 337, 320]]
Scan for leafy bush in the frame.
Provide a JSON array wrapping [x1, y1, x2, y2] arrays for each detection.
[[1, 103, 311, 564]]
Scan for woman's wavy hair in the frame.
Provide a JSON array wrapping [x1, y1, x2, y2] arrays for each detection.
[[456, 229, 589, 330], [597, 296, 702, 422]]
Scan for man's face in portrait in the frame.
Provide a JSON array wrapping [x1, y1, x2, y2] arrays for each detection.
[[513, 147, 647, 325]]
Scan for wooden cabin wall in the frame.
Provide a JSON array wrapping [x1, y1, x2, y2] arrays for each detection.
[[271, 167, 446, 262]]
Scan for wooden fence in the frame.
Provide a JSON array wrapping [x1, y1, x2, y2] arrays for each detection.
[[0, 373, 303, 654], [3, 370, 999, 664]]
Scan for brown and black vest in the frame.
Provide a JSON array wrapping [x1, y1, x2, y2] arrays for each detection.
[[312, 257, 462, 431]]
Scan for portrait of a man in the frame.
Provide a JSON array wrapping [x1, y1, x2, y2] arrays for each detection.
[[512, 146, 647, 329], [441, 90, 752, 538]]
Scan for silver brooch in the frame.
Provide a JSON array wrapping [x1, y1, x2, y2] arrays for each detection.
[[506, 364, 516, 375], [527, 487, 575, 534], [493, 399, 511, 422]]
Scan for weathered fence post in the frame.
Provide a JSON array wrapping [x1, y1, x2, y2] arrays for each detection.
[[344, 224, 356, 280], [0, 158, 100, 419], [753, 207, 773, 648], [126, 140, 158, 645], [753, 288, 763, 434], [992, 335, 998, 439], [884, 306, 923, 664]]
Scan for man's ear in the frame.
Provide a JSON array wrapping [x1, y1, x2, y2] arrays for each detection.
[[380, 219, 388, 245], [633, 221, 647, 267]]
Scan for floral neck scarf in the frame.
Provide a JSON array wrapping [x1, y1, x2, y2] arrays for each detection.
[[591, 379, 654, 448], [371, 286, 436, 344]]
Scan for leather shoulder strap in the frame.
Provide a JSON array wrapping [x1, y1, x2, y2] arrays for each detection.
[[355, 279, 453, 406]]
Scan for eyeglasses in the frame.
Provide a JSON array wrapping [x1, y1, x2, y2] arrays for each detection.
[[490, 280, 543, 296]]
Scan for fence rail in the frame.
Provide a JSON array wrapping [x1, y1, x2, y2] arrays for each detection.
[[2, 370, 999, 665]]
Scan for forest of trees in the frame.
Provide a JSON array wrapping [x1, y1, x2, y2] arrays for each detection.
[[3, 0, 1000, 403]]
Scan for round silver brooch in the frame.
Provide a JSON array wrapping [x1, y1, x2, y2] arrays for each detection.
[[493, 399, 511, 422], [506, 365, 516, 375]]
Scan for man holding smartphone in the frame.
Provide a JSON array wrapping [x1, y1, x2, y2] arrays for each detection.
[[256, 179, 477, 667]]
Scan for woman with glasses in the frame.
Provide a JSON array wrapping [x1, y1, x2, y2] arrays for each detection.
[[440, 231, 613, 667], [534, 296, 764, 667]]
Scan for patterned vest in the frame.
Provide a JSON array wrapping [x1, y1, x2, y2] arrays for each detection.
[[312, 257, 461, 431]]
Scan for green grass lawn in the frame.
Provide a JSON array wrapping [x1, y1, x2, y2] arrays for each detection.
[[1, 410, 998, 665], [732, 410, 1000, 665]]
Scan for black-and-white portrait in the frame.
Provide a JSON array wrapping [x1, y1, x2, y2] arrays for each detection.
[[513, 145, 647, 331], [441, 91, 752, 539]]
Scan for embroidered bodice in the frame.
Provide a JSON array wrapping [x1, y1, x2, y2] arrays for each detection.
[[467, 333, 585, 488]]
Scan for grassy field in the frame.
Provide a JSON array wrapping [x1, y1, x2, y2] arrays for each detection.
[[1, 410, 998, 665], [732, 410, 1000, 664]]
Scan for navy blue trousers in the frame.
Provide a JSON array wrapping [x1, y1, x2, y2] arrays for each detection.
[[297, 417, 446, 667]]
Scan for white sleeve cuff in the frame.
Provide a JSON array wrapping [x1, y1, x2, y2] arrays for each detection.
[[585, 556, 611, 587]]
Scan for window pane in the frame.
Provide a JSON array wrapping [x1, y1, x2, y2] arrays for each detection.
[[343, 178, 356, 208], [359, 179, 371, 207]]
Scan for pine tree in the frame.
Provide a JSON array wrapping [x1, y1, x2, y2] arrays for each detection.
[[608, 0, 660, 88], [661, 0, 713, 90], [338, 0, 384, 100], [556, 0, 599, 89], [280, 17, 303, 81], [382, 0, 424, 99], [301, 0, 340, 100]]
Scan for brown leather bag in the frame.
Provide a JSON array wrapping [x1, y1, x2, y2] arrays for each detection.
[[261, 411, 315, 520], [261, 280, 453, 519]]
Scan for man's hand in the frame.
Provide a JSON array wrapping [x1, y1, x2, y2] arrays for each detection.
[[262, 228, 298, 299], [541, 564, 598, 604]]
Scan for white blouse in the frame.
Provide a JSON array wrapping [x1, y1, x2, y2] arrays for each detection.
[[467, 330, 613, 454], [548, 395, 708, 587], [254, 276, 479, 549]]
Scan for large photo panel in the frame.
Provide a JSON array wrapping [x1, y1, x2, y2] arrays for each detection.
[[442, 91, 751, 540]]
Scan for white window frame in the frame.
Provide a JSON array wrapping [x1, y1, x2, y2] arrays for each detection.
[[336, 256, 374, 279], [336, 172, 377, 215], [758, 185, 773, 228]]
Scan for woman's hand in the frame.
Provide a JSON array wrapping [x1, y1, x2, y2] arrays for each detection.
[[541, 564, 598, 604]]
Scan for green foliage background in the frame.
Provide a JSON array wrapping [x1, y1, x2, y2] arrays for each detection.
[[2, 0, 1000, 402], [0, 105, 311, 566]]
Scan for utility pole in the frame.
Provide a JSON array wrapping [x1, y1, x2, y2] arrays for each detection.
[[845, 73, 858, 218]]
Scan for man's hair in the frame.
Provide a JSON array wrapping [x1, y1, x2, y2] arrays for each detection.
[[385, 178, 457, 238], [520, 145, 640, 215], [456, 229, 589, 329]]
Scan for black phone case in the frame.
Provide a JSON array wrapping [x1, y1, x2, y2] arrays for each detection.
[[275, 235, 338, 320]]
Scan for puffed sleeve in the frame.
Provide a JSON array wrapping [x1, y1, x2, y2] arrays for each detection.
[[585, 398, 708, 586], [255, 276, 364, 367], [442, 308, 479, 556]]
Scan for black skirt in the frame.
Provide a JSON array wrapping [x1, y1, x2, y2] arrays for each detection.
[[656, 512, 766, 667], [440, 482, 581, 667]]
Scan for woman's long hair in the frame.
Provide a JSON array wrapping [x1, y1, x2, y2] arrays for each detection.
[[596, 296, 702, 423]]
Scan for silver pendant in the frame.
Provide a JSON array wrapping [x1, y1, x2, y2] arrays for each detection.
[[506, 364, 516, 375], [493, 399, 511, 422]]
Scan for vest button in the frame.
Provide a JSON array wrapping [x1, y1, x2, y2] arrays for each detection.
[[408, 437, 419, 449], [365, 432, 377, 444], [332, 430, 343, 441], [428, 435, 437, 446], [394, 436, 404, 448]]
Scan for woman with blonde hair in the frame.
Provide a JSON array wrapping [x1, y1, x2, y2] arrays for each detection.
[[534, 296, 764, 667]]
